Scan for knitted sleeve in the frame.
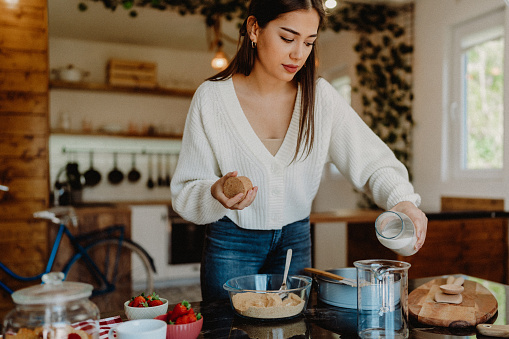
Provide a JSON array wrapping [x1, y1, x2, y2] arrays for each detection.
[[170, 83, 228, 224], [319, 79, 421, 209]]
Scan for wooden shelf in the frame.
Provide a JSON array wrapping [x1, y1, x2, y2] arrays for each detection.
[[49, 80, 195, 97]]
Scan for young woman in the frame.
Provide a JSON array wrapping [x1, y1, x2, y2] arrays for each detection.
[[170, 0, 428, 301]]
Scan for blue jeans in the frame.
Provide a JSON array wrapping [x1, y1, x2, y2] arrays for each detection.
[[200, 216, 312, 302]]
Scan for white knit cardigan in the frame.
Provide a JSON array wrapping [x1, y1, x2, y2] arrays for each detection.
[[170, 77, 420, 230]]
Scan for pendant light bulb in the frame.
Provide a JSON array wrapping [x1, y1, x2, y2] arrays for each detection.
[[325, 0, 337, 9], [211, 40, 228, 71]]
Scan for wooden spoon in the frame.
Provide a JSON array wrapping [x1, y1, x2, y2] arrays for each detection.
[[303, 267, 356, 286], [440, 276, 465, 295]]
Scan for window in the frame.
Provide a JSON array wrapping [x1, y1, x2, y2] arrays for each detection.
[[448, 10, 505, 179], [331, 75, 351, 105]]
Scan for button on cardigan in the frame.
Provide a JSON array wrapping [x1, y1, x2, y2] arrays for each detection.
[[170, 77, 420, 230]]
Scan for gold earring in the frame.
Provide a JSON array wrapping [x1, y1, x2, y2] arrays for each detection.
[[251, 40, 257, 49]]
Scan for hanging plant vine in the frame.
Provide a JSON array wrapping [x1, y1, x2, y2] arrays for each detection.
[[327, 3, 415, 209], [78, 0, 415, 209]]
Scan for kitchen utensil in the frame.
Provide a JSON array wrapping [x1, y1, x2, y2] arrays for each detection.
[[147, 154, 155, 189], [52, 64, 90, 82], [408, 276, 497, 327], [165, 154, 171, 187], [107, 153, 124, 185], [83, 151, 101, 187], [157, 154, 164, 186], [436, 276, 464, 303], [128, 153, 141, 183], [223, 274, 312, 320], [354, 259, 410, 339], [375, 211, 417, 256], [477, 324, 509, 337], [304, 267, 357, 287], [439, 281, 464, 295], [310, 268, 357, 309], [65, 161, 82, 190], [278, 249, 292, 299]]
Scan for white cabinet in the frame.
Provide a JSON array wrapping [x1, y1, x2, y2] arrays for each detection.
[[130, 205, 200, 287]]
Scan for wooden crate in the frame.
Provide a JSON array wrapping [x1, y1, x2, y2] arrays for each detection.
[[107, 58, 157, 89]]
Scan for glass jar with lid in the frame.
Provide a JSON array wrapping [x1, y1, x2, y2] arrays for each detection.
[[2, 272, 100, 338]]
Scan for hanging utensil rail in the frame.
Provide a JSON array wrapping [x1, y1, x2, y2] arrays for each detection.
[[61, 147, 179, 156]]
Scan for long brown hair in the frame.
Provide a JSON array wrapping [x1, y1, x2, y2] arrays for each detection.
[[207, 0, 326, 161]]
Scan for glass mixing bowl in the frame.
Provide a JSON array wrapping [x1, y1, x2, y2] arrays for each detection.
[[223, 274, 312, 320]]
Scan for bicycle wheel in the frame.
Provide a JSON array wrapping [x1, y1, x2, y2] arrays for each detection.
[[67, 239, 154, 313]]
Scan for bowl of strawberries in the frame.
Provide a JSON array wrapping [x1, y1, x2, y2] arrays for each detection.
[[124, 292, 169, 320], [155, 300, 203, 339]]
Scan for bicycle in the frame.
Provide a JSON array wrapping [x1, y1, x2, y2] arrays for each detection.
[[0, 206, 155, 308]]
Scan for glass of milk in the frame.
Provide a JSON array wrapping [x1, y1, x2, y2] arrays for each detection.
[[375, 211, 417, 256]]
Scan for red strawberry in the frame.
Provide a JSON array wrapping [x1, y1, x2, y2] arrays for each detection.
[[170, 300, 190, 322], [130, 295, 146, 307], [68, 334, 81, 339], [148, 299, 164, 307]]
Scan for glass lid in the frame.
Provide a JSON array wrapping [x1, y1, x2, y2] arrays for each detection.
[[11, 272, 93, 305]]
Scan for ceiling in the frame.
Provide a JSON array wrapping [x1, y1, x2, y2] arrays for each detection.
[[48, 0, 413, 53]]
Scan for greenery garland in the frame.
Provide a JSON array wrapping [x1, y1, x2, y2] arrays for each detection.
[[79, 0, 414, 209], [326, 3, 414, 208]]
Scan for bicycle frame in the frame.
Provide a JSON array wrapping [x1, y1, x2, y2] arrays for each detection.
[[0, 221, 133, 296]]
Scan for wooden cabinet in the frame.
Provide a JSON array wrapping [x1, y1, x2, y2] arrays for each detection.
[[347, 217, 508, 283], [49, 206, 132, 314]]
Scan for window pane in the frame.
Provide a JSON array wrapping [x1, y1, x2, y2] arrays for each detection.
[[463, 35, 504, 169], [331, 76, 351, 105]]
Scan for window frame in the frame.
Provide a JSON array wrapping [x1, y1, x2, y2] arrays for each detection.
[[446, 9, 506, 181]]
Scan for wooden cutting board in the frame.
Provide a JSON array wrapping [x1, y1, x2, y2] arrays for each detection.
[[408, 277, 498, 328]]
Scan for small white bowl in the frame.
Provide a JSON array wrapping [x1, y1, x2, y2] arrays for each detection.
[[124, 298, 169, 320]]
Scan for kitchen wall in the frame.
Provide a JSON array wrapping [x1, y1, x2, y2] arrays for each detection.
[[48, 37, 217, 202], [315, 0, 509, 214], [412, 0, 509, 212]]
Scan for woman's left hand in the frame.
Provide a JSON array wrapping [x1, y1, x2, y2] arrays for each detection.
[[390, 201, 428, 252]]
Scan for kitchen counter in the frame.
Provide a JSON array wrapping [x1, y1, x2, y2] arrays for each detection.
[[310, 209, 509, 284], [309, 208, 509, 224], [134, 275, 503, 338]]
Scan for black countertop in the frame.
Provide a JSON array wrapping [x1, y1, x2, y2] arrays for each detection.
[[193, 275, 506, 338]]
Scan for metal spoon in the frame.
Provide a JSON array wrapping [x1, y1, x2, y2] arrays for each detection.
[[278, 249, 292, 299]]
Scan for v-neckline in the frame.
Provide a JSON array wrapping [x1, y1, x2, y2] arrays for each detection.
[[220, 78, 301, 164]]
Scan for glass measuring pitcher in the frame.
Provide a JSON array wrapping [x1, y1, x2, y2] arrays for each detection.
[[354, 259, 411, 339], [375, 211, 417, 256]]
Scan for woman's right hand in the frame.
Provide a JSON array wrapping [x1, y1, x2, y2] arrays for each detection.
[[211, 171, 258, 210]]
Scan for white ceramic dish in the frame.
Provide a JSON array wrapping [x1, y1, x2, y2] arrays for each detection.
[[124, 298, 169, 320]]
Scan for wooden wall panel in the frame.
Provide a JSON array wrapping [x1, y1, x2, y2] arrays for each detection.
[[0, 201, 47, 220], [0, 0, 49, 319], [0, 27, 47, 50], [0, 135, 47, 158], [0, 92, 48, 113], [0, 3, 46, 29], [0, 157, 47, 178], [0, 49, 47, 72], [0, 70, 48, 92], [0, 114, 47, 134]]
